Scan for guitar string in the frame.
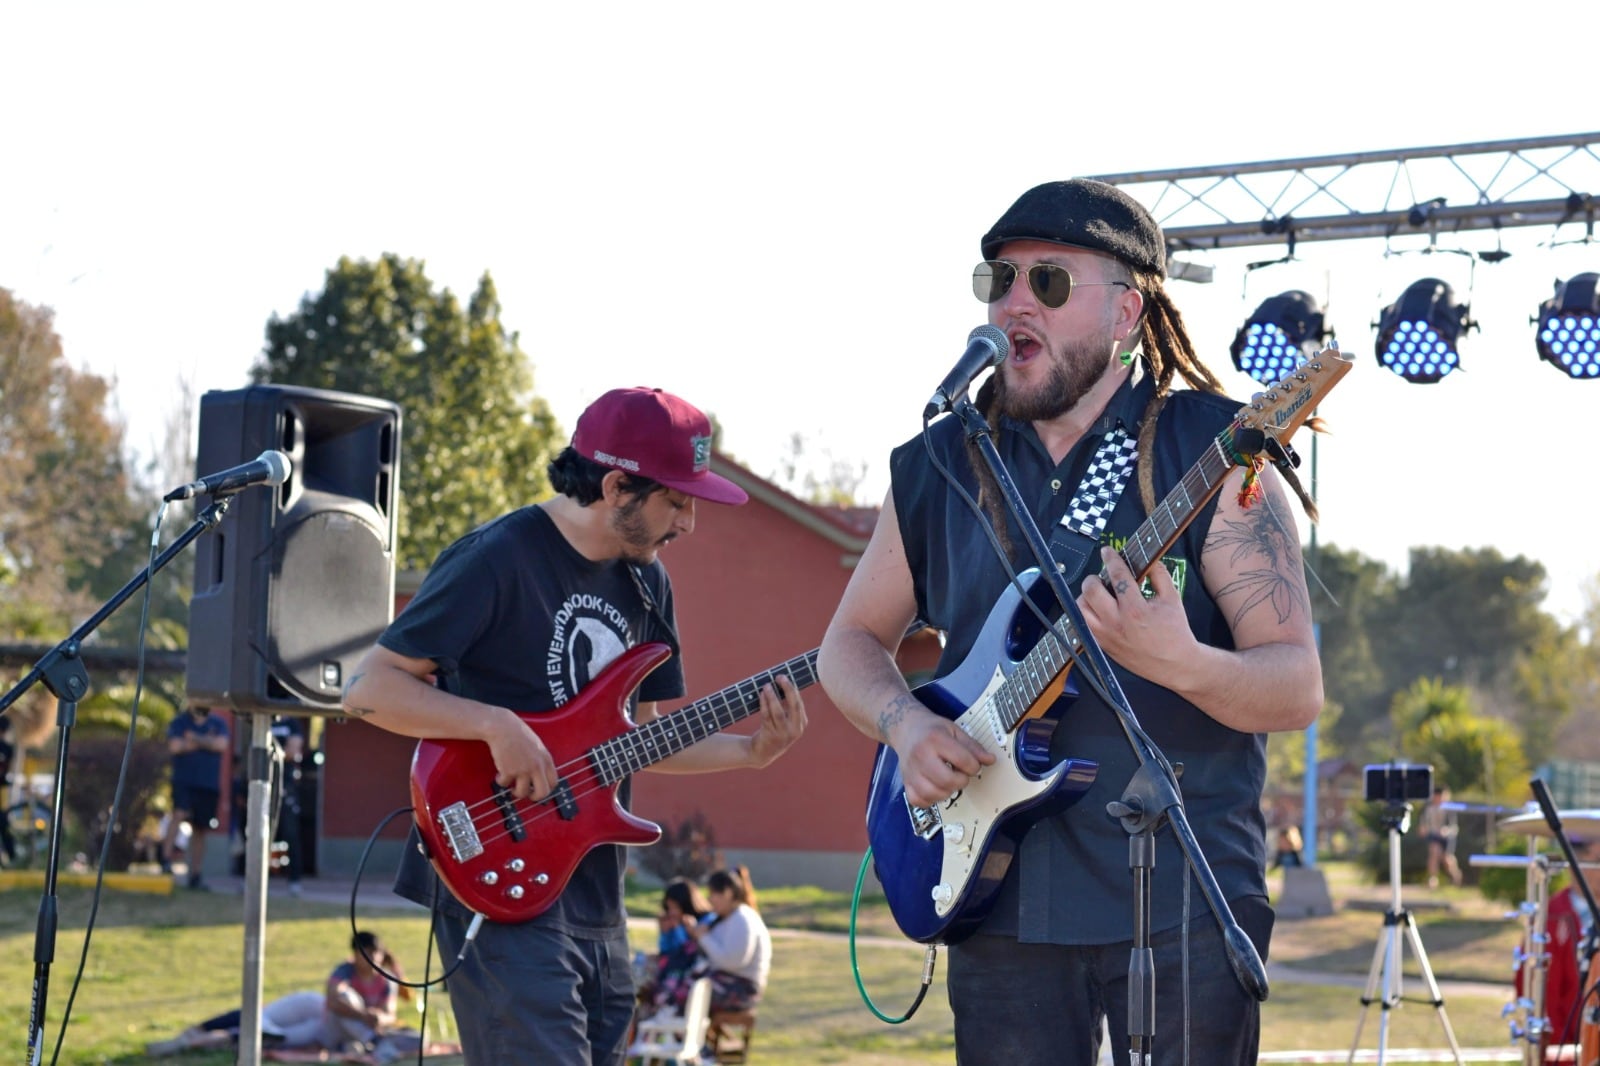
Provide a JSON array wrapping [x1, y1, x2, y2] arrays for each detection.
[[436, 655, 820, 851], [453, 659, 815, 840], [990, 433, 1233, 737], [447, 681, 791, 853]]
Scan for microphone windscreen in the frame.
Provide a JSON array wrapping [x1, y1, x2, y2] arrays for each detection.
[[259, 450, 294, 486], [968, 324, 1010, 362]]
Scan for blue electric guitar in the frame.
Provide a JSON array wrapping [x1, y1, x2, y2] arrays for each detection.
[[867, 347, 1353, 944]]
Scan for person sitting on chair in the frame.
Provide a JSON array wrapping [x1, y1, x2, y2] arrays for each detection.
[[686, 867, 770, 1013], [1273, 824, 1304, 869], [646, 878, 714, 1016]]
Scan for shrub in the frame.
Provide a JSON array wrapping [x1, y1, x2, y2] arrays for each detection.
[[637, 810, 722, 884], [60, 733, 169, 869]]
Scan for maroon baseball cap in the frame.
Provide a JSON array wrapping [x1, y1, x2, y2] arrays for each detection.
[[572, 387, 748, 505]]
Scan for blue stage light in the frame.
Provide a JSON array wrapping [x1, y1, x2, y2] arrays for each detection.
[[1230, 290, 1328, 386], [1535, 273, 1600, 380], [1373, 278, 1471, 384]]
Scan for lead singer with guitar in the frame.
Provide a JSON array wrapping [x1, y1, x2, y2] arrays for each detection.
[[343, 387, 806, 1065], [818, 179, 1324, 1065]]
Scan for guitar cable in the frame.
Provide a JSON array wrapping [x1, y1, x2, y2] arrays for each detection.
[[348, 806, 484, 989], [849, 847, 939, 1023]]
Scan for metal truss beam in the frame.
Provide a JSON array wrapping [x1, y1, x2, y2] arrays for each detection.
[[1089, 132, 1600, 255]]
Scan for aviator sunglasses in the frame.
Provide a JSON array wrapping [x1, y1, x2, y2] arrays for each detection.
[[972, 259, 1131, 309]]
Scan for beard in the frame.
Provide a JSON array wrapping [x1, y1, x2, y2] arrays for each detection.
[[612, 495, 673, 563], [994, 333, 1117, 422]]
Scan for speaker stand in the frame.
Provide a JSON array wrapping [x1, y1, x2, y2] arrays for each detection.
[[236, 715, 276, 1066]]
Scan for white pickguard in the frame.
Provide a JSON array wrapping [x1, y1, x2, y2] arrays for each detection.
[[927, 664, 1066, 916]]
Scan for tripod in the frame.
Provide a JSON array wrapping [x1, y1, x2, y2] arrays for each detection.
[[1348, 802, 1464, 1065]]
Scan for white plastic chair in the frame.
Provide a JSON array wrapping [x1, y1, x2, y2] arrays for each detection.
[[627, 977, 713, 1065]]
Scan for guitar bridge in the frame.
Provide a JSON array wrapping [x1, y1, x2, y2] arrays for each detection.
[[906, 796, 943, 841], [437, 802, 484, 863]]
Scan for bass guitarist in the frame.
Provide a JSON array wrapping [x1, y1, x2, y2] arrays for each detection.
[[818, 179, 1324, 1066], [342, 387, 807, 1065]]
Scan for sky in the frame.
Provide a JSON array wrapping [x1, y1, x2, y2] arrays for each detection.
[[4, 2, 1599, 627]]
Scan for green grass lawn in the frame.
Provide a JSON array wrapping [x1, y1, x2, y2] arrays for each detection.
[[0, 864, 1535, 1064]]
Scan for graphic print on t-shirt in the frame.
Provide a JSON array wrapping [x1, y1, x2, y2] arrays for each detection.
[[546, 591, 633, 705]]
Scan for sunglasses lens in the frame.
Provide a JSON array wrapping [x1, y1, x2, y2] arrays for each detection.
[[972, 261, 1016, 304], [1028, 264, 1074, 308]]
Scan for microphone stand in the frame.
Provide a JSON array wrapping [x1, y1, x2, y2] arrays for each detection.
[[0, 498, 233, 1065], [949, 398, 1268, 1061], [1530, 778, 1600, 1043]]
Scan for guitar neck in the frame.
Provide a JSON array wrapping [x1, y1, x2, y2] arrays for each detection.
[[992, 423, 1245, 732], [1119, 426, 1243, 579], [592, 649, 820, 785]]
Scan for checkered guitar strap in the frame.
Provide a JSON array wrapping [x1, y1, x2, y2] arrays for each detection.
[[1047, 427, 1138, 585]]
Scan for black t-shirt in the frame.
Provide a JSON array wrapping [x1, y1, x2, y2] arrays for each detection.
[[892, 373, 1270, 944], [381, 505, 685, 938]]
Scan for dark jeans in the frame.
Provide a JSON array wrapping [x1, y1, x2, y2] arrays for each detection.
[[435, 913, 635, 1065], [947, 895, 1273, 1066]]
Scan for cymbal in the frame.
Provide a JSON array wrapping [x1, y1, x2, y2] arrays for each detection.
[[1443, 800, 1521, 815], [1498, 809, 1600, 842]]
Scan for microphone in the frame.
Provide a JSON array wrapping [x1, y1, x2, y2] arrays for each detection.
[[923, 325, 1010, 421], [164, 450, 293, 502]]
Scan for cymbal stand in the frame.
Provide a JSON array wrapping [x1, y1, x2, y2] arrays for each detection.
[[1504, 844, 1552, 1066], [1348, 802, 1464, 1065]]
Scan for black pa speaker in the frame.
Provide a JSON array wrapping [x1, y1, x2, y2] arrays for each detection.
[[186, 384, 402, 715]]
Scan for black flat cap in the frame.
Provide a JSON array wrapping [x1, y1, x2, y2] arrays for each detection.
[[981, 178, 1167, 278]]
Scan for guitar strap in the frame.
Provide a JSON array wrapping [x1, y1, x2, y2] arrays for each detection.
[[627, 563, 681, 657], [1046, 427, 1138, 585]]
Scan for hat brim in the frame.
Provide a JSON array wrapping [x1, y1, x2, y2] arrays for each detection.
[[657, 471, 749, 506]]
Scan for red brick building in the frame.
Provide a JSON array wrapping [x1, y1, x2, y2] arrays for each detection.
[[314, 454, 940, 891]]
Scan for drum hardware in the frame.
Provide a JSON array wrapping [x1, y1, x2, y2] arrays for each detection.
[[1349, 801, 1465, 1065], [1499, 808, 1600, 842], [1473, 847, 1553, 1065], [1483, 786, 1600, 1065]]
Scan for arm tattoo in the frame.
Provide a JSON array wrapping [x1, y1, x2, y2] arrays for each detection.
[[1204, 500, 1309, 629], [875, 692, 924, 743], [342, 671, 373, 717]]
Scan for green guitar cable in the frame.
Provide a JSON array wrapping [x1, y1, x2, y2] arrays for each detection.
[[850, 847, 938, 1023]]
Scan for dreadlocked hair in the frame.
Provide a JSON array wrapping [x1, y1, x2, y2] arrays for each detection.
[[963, 267, 1317, 559]]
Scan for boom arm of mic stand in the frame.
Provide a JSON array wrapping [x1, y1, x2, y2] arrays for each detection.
[[0, 499, 233, 713], [951, 399, 1269, 1002]]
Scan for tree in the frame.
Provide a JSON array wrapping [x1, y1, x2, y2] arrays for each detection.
[[1391, 677, 1528, 803], [1, 289, 187, 759], [1308, 542, 1393, 755], [0, 289, 137, 635], [1373, 547, 1549, 691], [770, 431, 869, 506], [251, 254, 562, 571], [1508, 622, 1597, 765]]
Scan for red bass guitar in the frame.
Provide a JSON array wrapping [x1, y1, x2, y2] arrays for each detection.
[[409, 643, 817, 923]]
